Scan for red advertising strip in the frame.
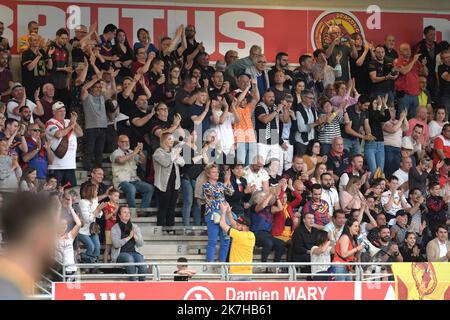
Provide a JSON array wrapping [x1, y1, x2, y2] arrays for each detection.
[[1, 1, 449, 60], [53, 281, 395, 300]]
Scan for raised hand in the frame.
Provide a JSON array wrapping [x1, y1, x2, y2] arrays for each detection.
[[34, 87, 41, 101]]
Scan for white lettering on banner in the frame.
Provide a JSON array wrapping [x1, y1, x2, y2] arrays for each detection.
[[366, 5, 381, 30], [82, 292, 126, 300], [196, 11, 216, 54], [284, 286, 328, 300], [226, 287, 280, 300], [69, 6, 91, 38], [423, 18, 450, 42], [67, 5, 81, 31], [121, 8, 165, 45], [0, 5, 14, 47], [18, 5, 66, 41], [167, 10, 188, 39], [219, 11, 264, 57], [98, 7, 119, 35]]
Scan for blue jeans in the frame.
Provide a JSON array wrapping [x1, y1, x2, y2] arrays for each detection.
[[343, 138, 361, 156], [320, 143, 332, 156], [181, 178, 201, 226], [364, 141, 385, 176], [117, 252, 147, 281], [206, 212, 230, 262], [119, 181, 154, 208], [398, 93, 419, 119], [384, 145, 401, 179], [78, 233, 100, 263], [334, 265, 352, 281], [236, 142, 257, 166]]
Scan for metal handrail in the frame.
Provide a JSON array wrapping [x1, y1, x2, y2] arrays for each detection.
[[52, 261, 396, 283]]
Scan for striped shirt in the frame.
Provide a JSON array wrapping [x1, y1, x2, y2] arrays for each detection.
[[317, 113, 343, 145]]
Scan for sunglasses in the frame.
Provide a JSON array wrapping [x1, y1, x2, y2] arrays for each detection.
[[30, 129, 41, 132]]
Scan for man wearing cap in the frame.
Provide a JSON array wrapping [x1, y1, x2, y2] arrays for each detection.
[[6, 82, 44, 123], [219, 204, 255, 277], [390, 210, 410, 244], [45, 101, 83, 187]]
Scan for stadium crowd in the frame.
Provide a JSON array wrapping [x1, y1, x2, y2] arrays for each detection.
[[0, 19, 449, 283]]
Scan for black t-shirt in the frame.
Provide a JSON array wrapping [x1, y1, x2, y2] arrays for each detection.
[[383, 47, 398, 61], [148, 71, 165, 105], [148, 117, 171, 151], [270, 86, 290, 105], [255, 103, 278, 144], [117, 92, 136, 117], [324, 44, 352, 81], [438, 64, 450, 96], [157, 50, 181, 77], [129, 108, 152, 143], [174, 89, 193, 128], [350, 48, 371, 95], [368, 58, 392, 94], [341, 104, 368, 140], [367, 108, 390, 141], [173, 271, 189, 281], [21, 48, 50, 91]]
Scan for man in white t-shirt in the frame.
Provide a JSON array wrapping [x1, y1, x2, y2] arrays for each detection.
[[392, 156, 412, 192], [380, 176, 411, 224], [320, 172, 340, 217], [6, 82, 44, 123], [243, 155, 270, 192], [45, 101, 83, 187], [323, 209, 346, 245]]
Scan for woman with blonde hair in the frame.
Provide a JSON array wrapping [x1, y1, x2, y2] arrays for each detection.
[[153, 132, 185, 228], [202, 164, 234, 262], [339, 176, 364, 215]]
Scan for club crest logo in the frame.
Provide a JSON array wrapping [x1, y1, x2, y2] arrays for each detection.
[[311, 11, 365, 50]]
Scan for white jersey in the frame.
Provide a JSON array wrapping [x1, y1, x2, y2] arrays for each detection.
[[56, 234, 77, 272], [45, 118, 78, 170]]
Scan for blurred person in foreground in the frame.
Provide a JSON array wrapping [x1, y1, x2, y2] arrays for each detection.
[[0, 192, 58, 299]]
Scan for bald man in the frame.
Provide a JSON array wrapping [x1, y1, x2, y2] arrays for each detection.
[[394, 43, 428, 119]]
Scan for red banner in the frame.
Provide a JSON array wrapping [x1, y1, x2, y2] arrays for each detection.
[[1, 1, 449, 60], [53, 281, 395, 300]]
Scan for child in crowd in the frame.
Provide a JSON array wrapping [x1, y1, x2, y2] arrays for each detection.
[[103, 188, 120, 262], [173, 257, 197, 281]]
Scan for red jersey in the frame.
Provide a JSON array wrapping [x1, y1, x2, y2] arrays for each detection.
[[103, 202, 118, 231]]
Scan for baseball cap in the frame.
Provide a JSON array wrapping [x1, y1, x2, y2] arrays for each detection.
[[401, 137, 414, 150], [52, 101, 66, 111], [236, 215, 251, 227], [11, 82, 23, 91], [396, 209, 407, 217]]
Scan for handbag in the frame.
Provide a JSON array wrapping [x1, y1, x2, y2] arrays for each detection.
[[52, 134, 69, 158], [89, 222, 101, 235]]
